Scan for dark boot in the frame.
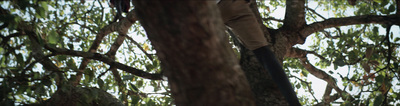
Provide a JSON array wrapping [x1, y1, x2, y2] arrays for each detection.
[[253, 46, 301, 106]]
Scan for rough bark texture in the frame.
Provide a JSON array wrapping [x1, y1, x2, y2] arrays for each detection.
[[238, 1, 293, 105], [132, 1, 255, 105], [239, 45, 289, 105]]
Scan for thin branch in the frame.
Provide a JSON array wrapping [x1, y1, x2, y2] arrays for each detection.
[[72, 22, 97, 34], [306, 6, 326, 20], [285, 47, 328, 62], [300, 15, 400, 38], [262, 17, 283, 22], [320, 30, 340, 39], [126, 35, 154, 61], [48, 47, 163, 80], [289, 75, 319, 103]]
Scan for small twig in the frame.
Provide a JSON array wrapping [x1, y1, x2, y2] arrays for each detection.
[[126, 35, 154, 61], [289, 75, 319, 103]]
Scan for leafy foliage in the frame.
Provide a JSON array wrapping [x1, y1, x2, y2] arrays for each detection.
[[0, 0, 399, 105], [0, 0, 168, 105]]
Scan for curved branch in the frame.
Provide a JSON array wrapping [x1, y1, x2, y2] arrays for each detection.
[[75, 10, 138, 86], [300, 15, 400, 38], [299, 57, 354, 101], [317, 85, 340, 105], [286, 47, 354, 101], [48, 47, 163, 80]]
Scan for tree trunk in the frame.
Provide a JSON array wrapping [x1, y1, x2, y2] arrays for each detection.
[[132, 1, 255, 105]]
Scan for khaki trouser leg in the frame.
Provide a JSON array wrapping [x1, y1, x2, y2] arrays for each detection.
[[217, 0, 268, 50]]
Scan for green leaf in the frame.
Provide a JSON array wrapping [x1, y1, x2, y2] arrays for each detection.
[[394, 37, 400, 42], [301, 70, 308, 77], [122, 75, 134, 81], [373, 94, 384, 106], [349, 84, 353, 91], [68, 43, 74, 50], [376, 75, 384, 83], [98, 79, 104, 89], [129, 83, 139, 92], [34, 85, 46, 95], [137, 80, 144, 88], [16, 53, 24, 65], [145, 98, 156, 106], [39, 2, 48, 11], [333, 58, 345, 66], [373, 0, 383, 3], [388, 4, 395, 13], [84, 69, 94, 82], [57, 55, 67, 61], [131, 96, 141, 105], [67, 59, 78, 70], [16, 86, 27, 95], [296, 83, 301, 89], [373, 27, 379, 35], [48, 30, 59, 45], [37, 7, 47, 19], [348, 50, 357, 62], [42, 78, 52, 86], [16, 0, 30, 10]]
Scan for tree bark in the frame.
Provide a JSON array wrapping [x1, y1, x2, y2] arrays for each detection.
[[239, 46, 290, 105], [132, 1, 255, 105]]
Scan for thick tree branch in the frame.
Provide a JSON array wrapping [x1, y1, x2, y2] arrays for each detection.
[[306, 7, 344, 38], [133, 1, 255, 105], [300, 15, 400, 39], [285, 47, 307, 58], [282, 0, 306, 30]]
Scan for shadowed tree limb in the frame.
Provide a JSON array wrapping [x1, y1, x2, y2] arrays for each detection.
[[300, 15, 400, 39], [46, 46, 163, 80]]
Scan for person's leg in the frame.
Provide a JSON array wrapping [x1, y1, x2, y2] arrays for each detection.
[[218, 1, 300, 105], [217, 0, 267, 50]]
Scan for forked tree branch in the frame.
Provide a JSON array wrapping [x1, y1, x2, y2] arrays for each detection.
[[75, 10, 138, 86]]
